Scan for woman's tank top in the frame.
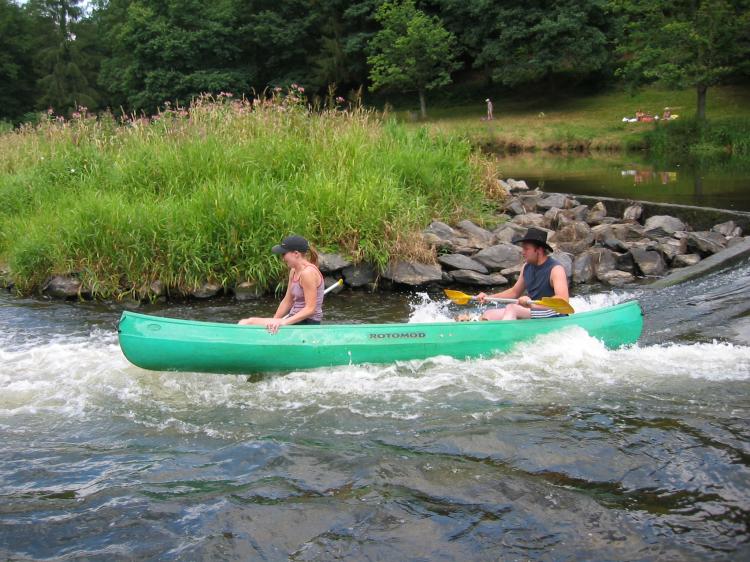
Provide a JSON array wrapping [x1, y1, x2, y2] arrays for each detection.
[[522, 257, 561, 300], [288, 265, 324, 322]]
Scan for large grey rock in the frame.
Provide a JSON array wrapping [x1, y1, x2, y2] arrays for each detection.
[[421, 232, 454, 252], [424, 221, 455, 240], [590, 248, 617, 280], [603, 238, 629, 252], [573, 252, 595, 284], [592, 223, 644, 243], [537, 193, 571, 210], [438, 254, 489, 274], [383, 262, 443, 286], [44, 275, 83, 299], [512, 213, 548, 229], [191, 282, 222, 299], [570, 205, 590, 222], [493, 223, 525, 244], [506, 178, 529, 191], [615, 251, 636, 274], [712, 220, 742, 237], [623, 204, 644, 222], [688, 231, 727, 256], [505, 198, 526, 216], [630, 248, 666, 276], [501, 263, 524, 282], [455, 220, 495, 248], [599, 270, 636, 287], [318, 253, 351, 273], [549, 221, 594, 254], [342, 263, 377, 287], [473, 243, 524, 272], [657, 237, 687, 262], [234, 281, 264, 301], [586, 201, 608, 224], [644, 215, 686, 235], [449, 269, 508, 286], [672, 254, 701, 268], [550, 251, 573, 278]]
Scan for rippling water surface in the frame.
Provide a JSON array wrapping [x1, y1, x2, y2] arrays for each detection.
[[2, 264, 750, 561]]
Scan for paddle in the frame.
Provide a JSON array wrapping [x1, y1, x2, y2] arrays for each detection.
[[324, 278, 344, 294], [443, 289, 575, 315]]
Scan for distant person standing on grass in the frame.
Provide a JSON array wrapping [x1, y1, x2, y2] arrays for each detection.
[[486, 98, 493, 120]]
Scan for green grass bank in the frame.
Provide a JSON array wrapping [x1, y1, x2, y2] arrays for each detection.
[[393, 85, 750, 154], [0, 94, 498, 298]]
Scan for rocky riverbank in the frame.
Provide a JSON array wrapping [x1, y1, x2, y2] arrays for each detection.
[[3, 178, 748, 301]]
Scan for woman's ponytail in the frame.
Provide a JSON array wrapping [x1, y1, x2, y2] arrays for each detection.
[[307, 245, 319, 267]]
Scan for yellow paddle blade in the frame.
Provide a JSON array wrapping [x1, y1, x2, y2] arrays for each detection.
[[443, 289, 473, 305], [535, 297, 575, 315]]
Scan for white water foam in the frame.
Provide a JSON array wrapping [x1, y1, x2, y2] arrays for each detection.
[[1, 318, 748, 436]]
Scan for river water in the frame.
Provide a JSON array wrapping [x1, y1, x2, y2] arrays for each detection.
[[1, 260, 750, 560]]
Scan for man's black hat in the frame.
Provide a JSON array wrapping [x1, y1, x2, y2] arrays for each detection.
[[271, 235, 309, 254], [512, 227, 554, 253]]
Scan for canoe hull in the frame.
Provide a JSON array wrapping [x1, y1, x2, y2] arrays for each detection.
[[117, 301, 643, 374]]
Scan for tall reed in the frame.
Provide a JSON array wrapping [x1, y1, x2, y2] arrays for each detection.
[[0, 91, 497, 297]]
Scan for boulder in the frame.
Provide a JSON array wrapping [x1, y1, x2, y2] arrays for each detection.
[[603, 238, 629, 252], [421, 232, 454, 252], [506, 198, 527, 216], [598, 270, 636, 287], [438, 254, 489, 274], [712, 220, 742, 238], [688, 231, 727, 256], [512, 213, 548, 229], [550, 251, 573, 278], [383, 262, 443, 286], [727, 236, 748, 248], [424, 221, 456, 240], [657, 237, 687, 262], [492, 223, 525, 244], [537, 193, 571, 210], [234, 281, 264, 301], [318, 253, 351, 273], [570, 205, 590, 222], [586, 201, 608, 224], [672, 254, 701, 267], [473, 243, 524, 272], [572, 252, 595, 284], [518, 192, 542, 213], [622, 204, 644, 222], [342, 263, 377, 287], [615, 251, 636, 274], [455, 220, 495, 247], [590, 247, 617, 280], [449, 269, 508, 286], [44, 275, 82, 299], [592, 223, 644, 244], [630, 248, 666, 277], [191, 282, 222, 299], [549, 221, 594, 254], [643, 215, 686, 235], [501, 263, 524, 282], [506, 178, 529, 191]]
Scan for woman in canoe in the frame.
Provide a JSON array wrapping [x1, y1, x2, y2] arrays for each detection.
[[238, 235, 324, 334], [476, 227, 569, 321]]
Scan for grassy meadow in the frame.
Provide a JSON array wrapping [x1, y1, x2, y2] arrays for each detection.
[[0, 93, 499, 298], [395, 85, 750, 154]]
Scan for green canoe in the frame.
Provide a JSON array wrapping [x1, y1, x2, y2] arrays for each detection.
[[117, 300, 643, 374]]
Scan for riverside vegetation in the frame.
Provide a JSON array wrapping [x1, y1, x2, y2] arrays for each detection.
[[0, 89, 501, 300]]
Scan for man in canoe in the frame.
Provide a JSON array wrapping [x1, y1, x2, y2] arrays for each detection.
[[476, 227, 570, 321], [238, 235, 324, 334]]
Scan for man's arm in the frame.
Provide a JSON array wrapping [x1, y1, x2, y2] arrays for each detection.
[[549, 265, 569, 301]]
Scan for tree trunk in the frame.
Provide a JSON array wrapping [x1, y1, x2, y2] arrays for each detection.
[[696, 84, 707, 123], [418, 89, 427, 119]]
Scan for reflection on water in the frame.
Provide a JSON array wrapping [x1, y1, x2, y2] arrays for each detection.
[[1, 264, 750, 560], [497, 152, 750, 211]]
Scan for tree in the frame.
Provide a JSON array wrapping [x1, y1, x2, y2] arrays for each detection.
[[0, 0, 38, 121], [614, 0, 750, 121], [28, 0, 98, 113], [433, 0, 616, 89], [368, 0, 461, 118]]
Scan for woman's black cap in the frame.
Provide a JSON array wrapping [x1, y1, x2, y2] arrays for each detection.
[[271, 235, 309, 254]]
